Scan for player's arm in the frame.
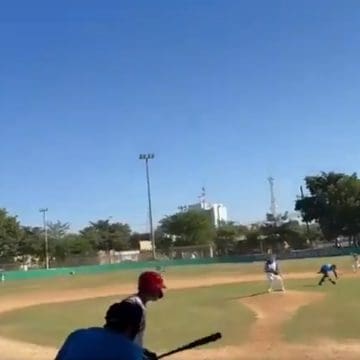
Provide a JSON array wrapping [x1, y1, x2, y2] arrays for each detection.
[[333, 268, 338, 279]]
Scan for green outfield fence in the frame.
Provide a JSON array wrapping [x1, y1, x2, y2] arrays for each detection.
[[1, 246, 357, 281]]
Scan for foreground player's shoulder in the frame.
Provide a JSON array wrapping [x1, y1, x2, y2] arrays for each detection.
[[124, 295, 142, 305], [55, 328, 92, 360], [122, 296, 146, 314], [65, 327, 104, 343], [63, 328, 87, 342]]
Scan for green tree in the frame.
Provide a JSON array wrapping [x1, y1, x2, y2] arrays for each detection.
[[274, 220, 309, 249], [66, 234, 94, 255], [241, 214, 313, 254], [243, 225, 262, 251], [215, 222, 246, 255], [154, 228, 174, 253], [159, 211, 215, 246], [47, 221, 70, 258], [19, 226, 44, 259], [47, 221, 70, 240], [80, 220, 132, 251], [54, 233, 95, 260], [0, 209, 23, 260], [295, 172, 360, 240]]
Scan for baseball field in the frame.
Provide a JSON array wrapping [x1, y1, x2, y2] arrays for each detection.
[[1, 256, 360, 360]]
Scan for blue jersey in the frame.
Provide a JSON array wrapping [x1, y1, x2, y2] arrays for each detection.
[[55, 327, 143, 360], [321, 264, 333, 272]]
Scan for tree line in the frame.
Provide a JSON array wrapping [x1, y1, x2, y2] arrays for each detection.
[[1, 171, 359, 266], [0, 215, 137, 266]]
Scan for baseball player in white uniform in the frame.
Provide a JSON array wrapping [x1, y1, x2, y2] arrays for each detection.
[[122, 271, 166, 360], [351, 253, 360, 272], [264, 255, 285, 292]]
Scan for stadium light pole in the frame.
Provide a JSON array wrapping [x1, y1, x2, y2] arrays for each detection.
[[139, 153, 156, 259], [39, 208, 49, 269]]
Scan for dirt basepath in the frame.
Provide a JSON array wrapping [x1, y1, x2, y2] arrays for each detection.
[[170, 290, 360, 359], [1, 271, 360, 359], [0, 272, 315, 313]]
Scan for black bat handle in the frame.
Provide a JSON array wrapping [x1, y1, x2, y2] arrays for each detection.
[[157, 332, 222, 359]]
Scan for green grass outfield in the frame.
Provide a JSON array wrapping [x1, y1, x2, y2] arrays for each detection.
[[284, 277, 360, 343], [0, 256, 359, 352], [1, 279, 360, 350], [0, 255, 354, 298], [0, 282, 261, 350]]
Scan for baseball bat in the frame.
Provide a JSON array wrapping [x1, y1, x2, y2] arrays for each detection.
[[157, 332, 222, 359]]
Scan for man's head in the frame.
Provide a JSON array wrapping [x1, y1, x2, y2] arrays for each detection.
[[138, 271, 166, 301], [331, 264, 337, 271], [104, 301, 143, 340]]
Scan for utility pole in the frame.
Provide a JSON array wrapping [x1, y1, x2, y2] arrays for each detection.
[[139, 154, 156, 259], [300, 186, 311, 238], [39, 208, 49, 269]]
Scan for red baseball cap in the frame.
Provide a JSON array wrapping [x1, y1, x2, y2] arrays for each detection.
[[138, 271, 166, 297]]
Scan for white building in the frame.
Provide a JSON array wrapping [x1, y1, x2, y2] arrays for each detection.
[[211, 203, 228, 227], [182, 201, 228, 227]]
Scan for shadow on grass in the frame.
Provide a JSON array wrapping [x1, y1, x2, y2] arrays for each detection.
[[227, 291, 268, 301]]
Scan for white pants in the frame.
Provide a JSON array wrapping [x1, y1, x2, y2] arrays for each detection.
[[266, 273, 285, 291], [352, 261, 360, 272]]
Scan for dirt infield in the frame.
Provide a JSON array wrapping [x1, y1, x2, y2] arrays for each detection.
[[240, 290, 325, 344], [170, 290, 360, 360], [0, 271, 359, 360]]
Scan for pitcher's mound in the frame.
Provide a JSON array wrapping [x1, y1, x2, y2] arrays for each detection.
[[240, 290, 325, 343]]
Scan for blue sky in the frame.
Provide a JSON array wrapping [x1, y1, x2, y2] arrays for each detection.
[[1, 0, 360, 232]]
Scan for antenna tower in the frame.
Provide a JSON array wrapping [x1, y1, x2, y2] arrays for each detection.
[[267, 177, 277, 218], [199, 187, 206, 209]]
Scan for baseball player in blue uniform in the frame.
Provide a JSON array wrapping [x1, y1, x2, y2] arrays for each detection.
[[55, 301, 145, 360], [264, 255, 285, 292], [318, 263, 338, 285]]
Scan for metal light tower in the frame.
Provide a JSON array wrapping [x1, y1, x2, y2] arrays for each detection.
[[39, 208, 49, 269], [139, 153, 156, 259], [267, 177, 277, 219], [300, 185, 310, 237]]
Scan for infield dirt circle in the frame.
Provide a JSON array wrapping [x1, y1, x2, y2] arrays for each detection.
[[0, 272, 359, 360]]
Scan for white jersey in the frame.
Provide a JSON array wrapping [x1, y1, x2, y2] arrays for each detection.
[[124, 295, 146, 347], [264, 260, 278, 273]]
